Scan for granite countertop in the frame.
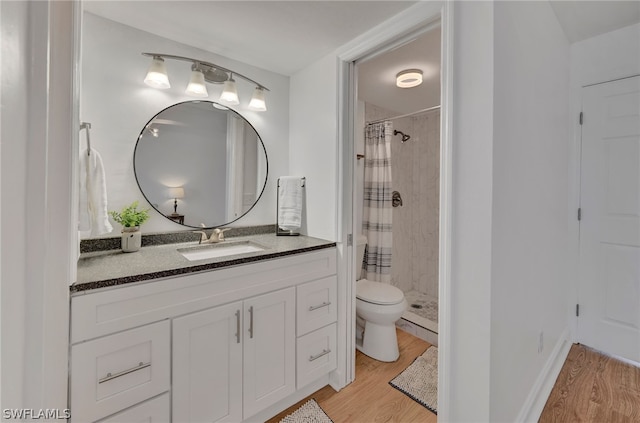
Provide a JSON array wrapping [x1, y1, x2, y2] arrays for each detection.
[[72, 233, 336, 294]]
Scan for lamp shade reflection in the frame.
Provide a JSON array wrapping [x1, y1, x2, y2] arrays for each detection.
[[167, 187, 184, 215]]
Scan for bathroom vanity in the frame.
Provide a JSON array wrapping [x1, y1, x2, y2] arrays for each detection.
[[70, 234, 337, 423]]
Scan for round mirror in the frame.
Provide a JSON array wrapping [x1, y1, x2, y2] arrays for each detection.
[[133, 101, 268, 228]]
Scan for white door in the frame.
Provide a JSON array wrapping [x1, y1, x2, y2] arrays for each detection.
[[172, 301, 243, 423], [243, 287, 296, 419], [578, 75, 640, 362]]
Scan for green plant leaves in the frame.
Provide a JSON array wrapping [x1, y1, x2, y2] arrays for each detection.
[[109, 201, 150, 227]]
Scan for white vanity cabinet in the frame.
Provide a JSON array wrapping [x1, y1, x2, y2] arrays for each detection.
[[70, 247, 336, 423], [172, 288, 295, 423]]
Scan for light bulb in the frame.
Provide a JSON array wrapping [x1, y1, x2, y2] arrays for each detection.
[[219, 78, 240, 105], [248, 87, 267, 111], [185, 69, 208, 97], [144, 57, 170, 89]]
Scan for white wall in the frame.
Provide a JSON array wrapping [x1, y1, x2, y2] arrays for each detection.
[[448, 2, 495, 420], [289, 53, 338, 241], [81, 13, 290, 235], [1, 0, 74, 413], [571, 22, 640, 87], [1, 0, 30, 409], [490, 2, 571, 421]]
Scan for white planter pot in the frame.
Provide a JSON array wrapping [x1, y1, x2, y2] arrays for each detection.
[[121, 226, 141, 252]]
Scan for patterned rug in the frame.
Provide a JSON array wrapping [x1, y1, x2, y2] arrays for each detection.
[[389, 346, 438, 414], [279, 399, 333, 423]]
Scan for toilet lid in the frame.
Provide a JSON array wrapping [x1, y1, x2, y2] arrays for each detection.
[[356, 280, 405, 305]]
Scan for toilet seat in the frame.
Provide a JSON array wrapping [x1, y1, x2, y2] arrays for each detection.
[[356, 280, 404, 305]]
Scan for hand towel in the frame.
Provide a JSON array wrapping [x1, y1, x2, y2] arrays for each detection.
[[78, 148, 113, 237], [278, 176, 304, 231]]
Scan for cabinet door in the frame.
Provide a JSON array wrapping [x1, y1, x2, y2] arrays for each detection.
[[243, 287, 296, 418], [173, 302, 243, 423]]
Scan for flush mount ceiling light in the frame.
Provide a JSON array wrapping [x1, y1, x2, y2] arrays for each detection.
[[142, 53, 269, 111], [396, 69, 423, 88]]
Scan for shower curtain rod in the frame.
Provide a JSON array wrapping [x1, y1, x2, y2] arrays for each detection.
[[366, 105, 441, 126]]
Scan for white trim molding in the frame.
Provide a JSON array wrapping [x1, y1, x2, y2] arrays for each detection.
[[516, 328, 572, 423], [437, 1, 454, 421]]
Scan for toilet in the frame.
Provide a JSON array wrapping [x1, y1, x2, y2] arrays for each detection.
[[355, 235, 407, 362]]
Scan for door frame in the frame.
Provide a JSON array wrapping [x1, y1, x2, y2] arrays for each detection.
[[335, 1, 453, 418]]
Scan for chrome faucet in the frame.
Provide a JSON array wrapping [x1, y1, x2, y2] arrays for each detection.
[[193, 228, 231, 244]]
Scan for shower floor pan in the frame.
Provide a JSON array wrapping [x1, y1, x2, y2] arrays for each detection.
[[401, 290, 438, 334]]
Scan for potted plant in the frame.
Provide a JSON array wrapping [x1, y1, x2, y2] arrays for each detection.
[[109, 201, 150, 252]]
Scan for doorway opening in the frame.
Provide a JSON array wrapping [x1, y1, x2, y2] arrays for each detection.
[[354, 26, 441, 347]]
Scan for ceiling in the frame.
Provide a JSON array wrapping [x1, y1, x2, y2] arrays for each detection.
[[357, 27, 441, 114], [85, 1, 640, 115], [83, 1, 418, 76], [549, 0, 640, 43]]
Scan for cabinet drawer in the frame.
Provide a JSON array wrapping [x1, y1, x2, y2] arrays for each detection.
[[100, 393, 170, 423], [296, 323, 337, 389], [70, 321, 170, 423], [296, 276, 337, 336]]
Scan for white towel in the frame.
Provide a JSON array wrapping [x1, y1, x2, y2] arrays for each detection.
[[78, 148, 113, 237], [278, 176, 304, 231]]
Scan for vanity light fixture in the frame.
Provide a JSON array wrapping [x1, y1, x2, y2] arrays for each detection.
[[142, 53, 269, 110], [396, 69, 423, 88]]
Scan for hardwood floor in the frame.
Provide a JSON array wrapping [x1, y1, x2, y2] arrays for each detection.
[[266, 329, 436, 423], [539, 343, 640, 423]]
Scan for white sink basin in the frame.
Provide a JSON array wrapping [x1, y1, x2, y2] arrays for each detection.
[[178, 241, 266, 261]]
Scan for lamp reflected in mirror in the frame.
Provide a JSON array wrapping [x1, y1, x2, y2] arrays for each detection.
[[167, 186, 185, 224]]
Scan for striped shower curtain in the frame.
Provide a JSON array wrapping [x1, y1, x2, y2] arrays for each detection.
[[362, 121, 393, 283]]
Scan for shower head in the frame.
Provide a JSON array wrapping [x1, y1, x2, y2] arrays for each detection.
[[394, 130, 411, 143]]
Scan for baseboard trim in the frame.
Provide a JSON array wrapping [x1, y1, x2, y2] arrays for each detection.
[[516, 327, 572, 422]]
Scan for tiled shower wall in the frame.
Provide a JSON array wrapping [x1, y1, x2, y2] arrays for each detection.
[[364, 104, 440, 298]]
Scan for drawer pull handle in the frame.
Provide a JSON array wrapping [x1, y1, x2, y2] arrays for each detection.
[[235, 310, 241, 344], [248, 306, 254, 339], [99, 361, 150, 384], [309, 301, 331, 311], [309, 349, 331, 362]]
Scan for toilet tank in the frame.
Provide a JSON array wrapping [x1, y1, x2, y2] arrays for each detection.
[[356, 235, 367, 280]]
